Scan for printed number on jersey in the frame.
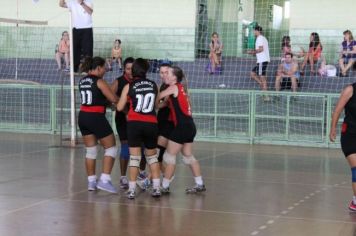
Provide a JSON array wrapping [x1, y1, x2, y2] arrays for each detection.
[[135, 93, 155, 113], [81, 90, 93, 105]]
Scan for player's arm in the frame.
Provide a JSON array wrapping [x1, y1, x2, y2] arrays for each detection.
[[117, 84, 129, 111], [330, 85, 353, 142], [158, 85, 178, 100], [97, 79, 118, 104], [59, 0, 67, 8], [110, 79, 118, 94], [79, 0, 93, 15]]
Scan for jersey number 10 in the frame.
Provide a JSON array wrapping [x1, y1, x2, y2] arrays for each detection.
[[135, 93, 155, 113], [81, 90, 93, 105]]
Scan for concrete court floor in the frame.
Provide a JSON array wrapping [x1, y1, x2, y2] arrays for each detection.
[[0, 133, 355, 236]]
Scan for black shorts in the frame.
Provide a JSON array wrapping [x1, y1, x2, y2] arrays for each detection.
[[78, 111, 113, 139], [127, 121, 158, 149], [115, 111, 128, 141], [341, 133, 356, 157], [252, 62, 268, 76], [169, 122, 196, 144], [158, 120, 174, 139]]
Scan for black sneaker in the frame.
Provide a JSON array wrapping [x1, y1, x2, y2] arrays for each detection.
[[186, 184, 206, 194]]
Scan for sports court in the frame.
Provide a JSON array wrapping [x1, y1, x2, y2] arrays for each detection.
[[0, 0, 356, 235]]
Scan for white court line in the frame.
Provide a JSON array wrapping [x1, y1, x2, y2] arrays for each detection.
[[0, 149, 50, 159], [62, 198, 356, 225], [0, 189, 88, 217]]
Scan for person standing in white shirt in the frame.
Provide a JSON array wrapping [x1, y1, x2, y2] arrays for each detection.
[[59, 0, 94, 73], [249, 26, 270, 92]]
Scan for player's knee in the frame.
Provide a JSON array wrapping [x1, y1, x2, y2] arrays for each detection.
[[129, 155, 141, 168], [182, 155, 197, 165], [147, 154, 159, 165], [86, 146, 98, 160], [351, 167, 356, 182], [163, 152, 176, 165], [104, 146, 118, 158], [120, 143, 130, 160]]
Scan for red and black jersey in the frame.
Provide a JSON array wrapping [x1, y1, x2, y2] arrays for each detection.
[[157, 84, 172, 123], [168, 83, 193, 126], [79, 75, 107, 113], [116, 74, 131, 97], [127, 77, 158, 123], [343, 83, 356, 134]]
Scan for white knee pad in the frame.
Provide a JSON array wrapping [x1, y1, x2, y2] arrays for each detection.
[[163, 152, 176, 165], [147, 154, 159, 165], [86, 146, 98, 160], [182, 155, 197, 165], [129, 155, 141, 168], [104, 146, 118, 158]]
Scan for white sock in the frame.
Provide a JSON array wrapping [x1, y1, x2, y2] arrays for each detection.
[[194, 176, 203, 185], [162, 178, 170, 188], [88, 175, 97, 182], [100, 173, 111, 183], [129, 181, 136, 191], [353, 196, 356, 204], [152, 178, 160, 189]]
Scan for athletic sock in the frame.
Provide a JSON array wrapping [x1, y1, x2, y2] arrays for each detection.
[[194, 176, 203, 185], [129, 181, 136, 191], [100, 173, 111, 183], [162, 178, 170, 189], [152, 178, 160, 189], [88, 175, 97, 182]]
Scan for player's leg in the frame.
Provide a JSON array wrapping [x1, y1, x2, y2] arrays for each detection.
[[82, 134, 98, 191], [161, 139, 182, 193]]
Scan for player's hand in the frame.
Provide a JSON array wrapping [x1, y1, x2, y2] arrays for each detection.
[[246, 50, 255, 55], [329, 128, 336, 142]]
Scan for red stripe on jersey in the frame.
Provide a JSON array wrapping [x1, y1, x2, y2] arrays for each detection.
[[80, 105, 105, 113], [176, 84, 192, 117], [127, 97, 157, 123]]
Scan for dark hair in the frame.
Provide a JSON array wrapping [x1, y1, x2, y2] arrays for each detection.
[[171, 66, 185, 83], [81, 56, 106, 73], [62, 31, 68, 37], [123, 57, 135, 69], [343, 30, 354, 41], [254, 26, 263, 32], [309, 32, 322, 50], [212, 32, 219, 37], [132, 58, 149, 78], [115, 39, 121, 44], [285, 52, 293, 58], [159, 61, 172, 69], [281, 42, 291, 48]]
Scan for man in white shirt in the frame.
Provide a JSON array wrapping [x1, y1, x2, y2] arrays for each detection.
[[59, 0, 93, 73], [249, 26, 270, 92]]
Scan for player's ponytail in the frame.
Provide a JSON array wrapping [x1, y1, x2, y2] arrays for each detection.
[[81, 56, 105, 73], [171, 66, 188, 93]]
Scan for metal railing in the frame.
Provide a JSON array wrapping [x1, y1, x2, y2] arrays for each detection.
[[0, 84, 342, 148]]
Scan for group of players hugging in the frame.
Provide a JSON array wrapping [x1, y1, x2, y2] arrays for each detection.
[[77, 56, 206, 199]]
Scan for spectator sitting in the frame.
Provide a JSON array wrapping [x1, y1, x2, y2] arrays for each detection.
[[106, 39, 122, 71], [275, 52, 300, 93], [208, 32, 223, 74], [300, 32, 323, 75], [55, 31, 70, 71], [339, 30, 356, 77]]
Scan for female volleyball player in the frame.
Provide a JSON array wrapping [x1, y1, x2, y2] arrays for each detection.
[[78, 56, 118, 193], [111, 57, 134, 189], [330, 83, 356, 211], [158, 66, 206, 194], [117, 58, 161, 199]]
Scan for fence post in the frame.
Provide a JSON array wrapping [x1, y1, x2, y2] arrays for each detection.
[[50, 87, 57, 133]]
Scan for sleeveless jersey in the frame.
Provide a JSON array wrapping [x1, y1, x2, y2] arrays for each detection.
[[343, 83, 356, 134], [79, 75, 107, 113], [157, 84, 172, 122], [116, 74, 131, 97], [127, 77, 158, 123], [168, 83, 193, 126]]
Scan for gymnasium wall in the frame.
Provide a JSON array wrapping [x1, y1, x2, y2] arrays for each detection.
[[0, 0, 196, 60]]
